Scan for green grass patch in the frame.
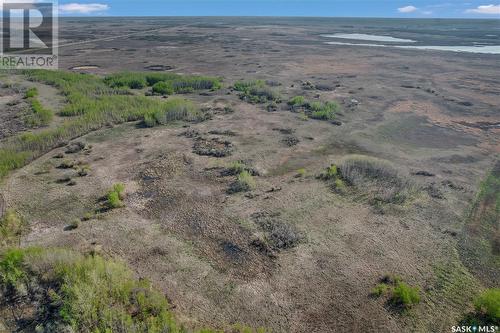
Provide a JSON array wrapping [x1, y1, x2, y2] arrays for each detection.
[[142, 98, 202, 127], [391, 282, 421, 308], [24, 87, 38, 98], [233, 80, 280, 104], [287, 96, 340, 121], [0, 210, 26, 248], [24, 97, 53, 127], [105, 72, 222, 93], [309, 101, 339, 121]]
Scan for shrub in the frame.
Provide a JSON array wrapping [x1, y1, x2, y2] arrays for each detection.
[[296, 168, 306, 177], [288, 95, 306, 107], [309, 101, 339, 121], [229, 161, 246, 175], [106, 183, 125, 209], [229, 171, 256, 193], [152, 81, 174, 95], [24, 87, 38, 98], [337, 155, 415, 204], [233, 80, 280, 103], [391, 282, 420, 308], [268, 223, 302, 250], [474, 288, 500, 322], [372, 283, 389, 297]]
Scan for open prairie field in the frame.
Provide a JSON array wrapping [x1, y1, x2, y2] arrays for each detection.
[[0, 17, 499, 333]]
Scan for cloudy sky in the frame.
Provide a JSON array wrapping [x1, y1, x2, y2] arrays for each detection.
[[56, 0, 500, 17]]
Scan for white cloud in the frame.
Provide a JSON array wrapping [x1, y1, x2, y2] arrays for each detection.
[[465, 4, 500, 14], [398, 5, 418, 13], [59, 3, 109, 14]]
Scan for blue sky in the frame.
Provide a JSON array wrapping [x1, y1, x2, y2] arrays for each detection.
[[57, 1, 500, 18]]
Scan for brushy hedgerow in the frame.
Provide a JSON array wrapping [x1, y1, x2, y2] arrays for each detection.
[[0, 70, 206, 181], [0, 247, 268, 333]]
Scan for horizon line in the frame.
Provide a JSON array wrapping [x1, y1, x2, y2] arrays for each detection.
[[58, 15, 500, 20]]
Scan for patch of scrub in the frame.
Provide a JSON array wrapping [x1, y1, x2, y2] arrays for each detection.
[[376, 115, 478, 149], [321, 33, 416, 43]]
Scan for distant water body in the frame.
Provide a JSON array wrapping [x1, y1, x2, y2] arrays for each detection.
[[320, 33, 416, 43], [322, 33, 500, 54]]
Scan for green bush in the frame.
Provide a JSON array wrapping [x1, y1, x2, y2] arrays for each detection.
[[288, 96, 306, 107], [474, 288, 500, 322], [106, 183, 125, 209], [24, 87, 38, 98], [152, 81, 174, 95], [309, 101, 339, 121], [371, 283, 389, 297], [391, 282, 420, 308]]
